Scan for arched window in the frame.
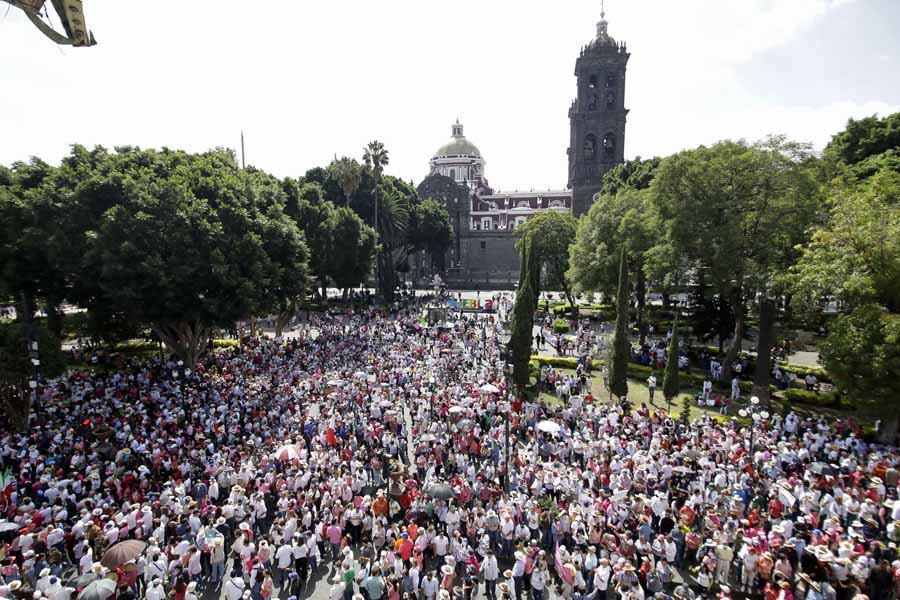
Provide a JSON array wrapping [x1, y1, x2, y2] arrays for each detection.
[[602, 133, 615, 157], [589, 74, 599, 89], [606, 74, 616, 88], [606, 91, 615, 107], [584, 134, 597, 161], [449, 168, 456, 181], [588, 94, 598, 111]]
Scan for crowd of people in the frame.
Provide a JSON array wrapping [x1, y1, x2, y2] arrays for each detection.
[[1, 305, 899, 600]]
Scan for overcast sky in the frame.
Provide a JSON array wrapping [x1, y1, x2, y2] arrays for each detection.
[[2, 0, 899, 191]]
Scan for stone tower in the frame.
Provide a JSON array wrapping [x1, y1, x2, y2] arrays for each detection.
[[567, 10, 630, 217]]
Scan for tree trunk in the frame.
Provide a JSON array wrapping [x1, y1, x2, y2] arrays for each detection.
[[44, 294, 63, 340], [636, 268, 647, 346], [610, 249, 630, 400], [722, 288, 745, 381], [783, 293, 793, 323], [878, 414, 899, 445], [154, 320, 209, 367], [752, 298, 776, 403], [662, 292, 671, 311], [275, 310, 293, 338]]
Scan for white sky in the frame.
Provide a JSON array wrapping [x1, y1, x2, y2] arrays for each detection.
[[2, 0, 899, 191]]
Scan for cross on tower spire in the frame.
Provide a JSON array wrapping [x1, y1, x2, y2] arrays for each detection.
[[601, 0, 605, 20]]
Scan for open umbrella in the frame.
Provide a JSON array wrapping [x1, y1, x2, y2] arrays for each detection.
[[537, 420, 561, 434], [448, 406, 465, 414], [809, 462, 837, 476], [272, 444, 302, 462], [353, 371, 368, 380], [479, 383, 500, 394], [418, 433, 437, 443], [68, 572, 99, 590], [457, 419, 476, 431], [326, 379, 344, 387], [0, 521, 19, 533], [78, 578, 116, 600], [427, 482, 454, 499], [101, 539, 146, 569]]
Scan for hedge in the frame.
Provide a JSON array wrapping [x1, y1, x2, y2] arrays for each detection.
[[531, 355, 582, 369], [213, 339, 240, 348], [551, 319, 571, 334], [781, 388, 850, 410], [683, 344, 833, 384]]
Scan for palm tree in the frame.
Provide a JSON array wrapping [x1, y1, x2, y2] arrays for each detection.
[[363, 141, 390, 296], [329, 157, 362, 207]]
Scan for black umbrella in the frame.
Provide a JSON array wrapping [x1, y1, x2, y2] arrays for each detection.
[[427, 482, 454, 499], [78, 578, 116, 600], [68, 572, 99, 590], [0, 521, 19, 533]]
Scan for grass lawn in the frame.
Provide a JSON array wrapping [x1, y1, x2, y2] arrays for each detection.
[[531, 367, 872, 426]]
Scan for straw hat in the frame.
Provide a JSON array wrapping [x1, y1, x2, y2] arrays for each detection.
[[441, 565, 454, 577]]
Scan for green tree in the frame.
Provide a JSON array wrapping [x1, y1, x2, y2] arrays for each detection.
[[0, 159, 69, 338], [0, 321, 66, 429], [568, 187, 655, 339], [510, 236, 538, 388], [327, 206, 377, 293], [652, 138, 819, 387], [609, 248, 630, 400], [792, 170, 900, 437], [329, 157, 362, 206], [819, 305, 900, 435], [363, 141, 393, 299], [59, 147, 309, 365], [662, 313, 680, 410], [516, 211, 577, 309], [407, 199, 453, 273], [825, 113, 900, 179], [599, 156, 661, 196]]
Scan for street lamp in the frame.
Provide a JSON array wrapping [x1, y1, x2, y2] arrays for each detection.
[[737, 396, 770, 456]]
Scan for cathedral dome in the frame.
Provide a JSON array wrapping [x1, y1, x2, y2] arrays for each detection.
[[434, 120, 481, 158], [588, 17, 618, 50]]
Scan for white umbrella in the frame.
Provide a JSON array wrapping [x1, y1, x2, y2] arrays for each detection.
[[480, 383, 500, 394], [272, 444, 302, 462], [537, 420, 561, 434], [448, 406, 465, 414], [353, 371, 368, 380], [327, 379, 344, 387]]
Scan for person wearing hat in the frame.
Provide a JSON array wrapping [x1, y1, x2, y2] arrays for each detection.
[[223, 576, 245, 600]]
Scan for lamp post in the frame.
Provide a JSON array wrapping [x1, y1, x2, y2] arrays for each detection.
[[29, 340, 40, 410], [498, 328, 513, 494], [737, 395, 770, 456]]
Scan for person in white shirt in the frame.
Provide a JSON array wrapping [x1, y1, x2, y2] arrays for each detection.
[[482, 549, 499, 600], [223, 576, 245, 600], [145, 579, 166, 600]]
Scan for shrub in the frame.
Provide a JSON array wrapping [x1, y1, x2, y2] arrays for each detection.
[[213, 339, 239, 348], [782, 388, 848, 410], [552, 319, 570, 335], [531, 355, 580, 369]]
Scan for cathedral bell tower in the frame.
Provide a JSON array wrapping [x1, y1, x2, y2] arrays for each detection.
[[567, 8, 630, 217]]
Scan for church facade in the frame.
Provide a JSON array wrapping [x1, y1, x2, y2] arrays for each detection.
[[415, 12, 628, 288]]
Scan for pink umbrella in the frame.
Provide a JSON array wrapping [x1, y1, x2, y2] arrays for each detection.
[[272, 444, 301, 462]]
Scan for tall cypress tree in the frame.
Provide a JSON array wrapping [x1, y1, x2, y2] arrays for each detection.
[[609, 248, 630, 399], [510, 236, 536, 388], [662, 313, 680, 410]]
